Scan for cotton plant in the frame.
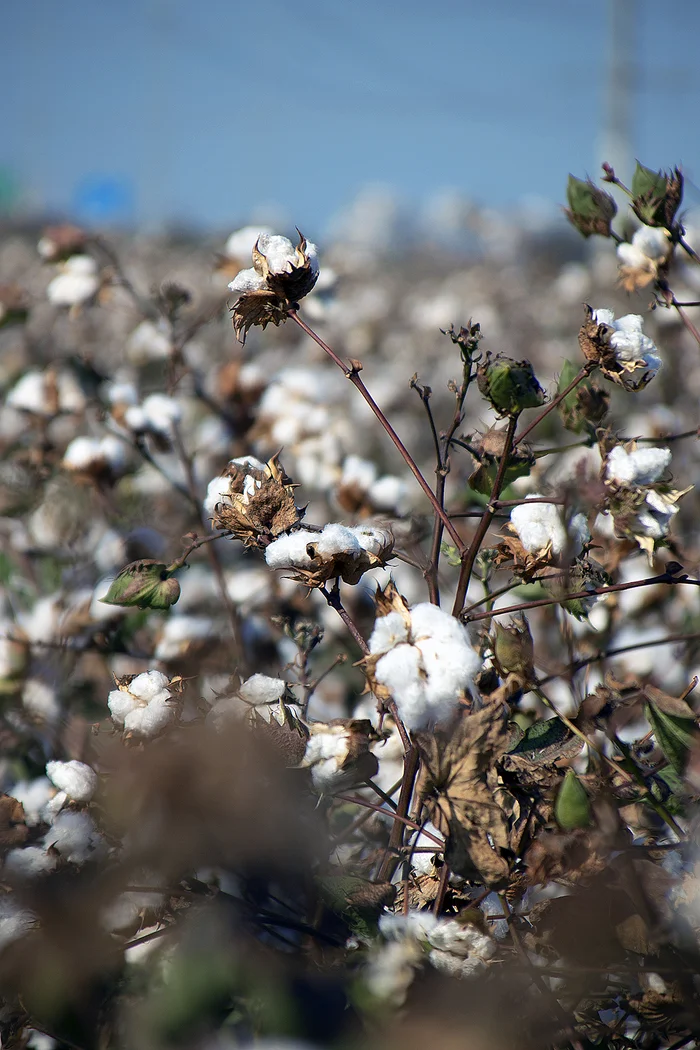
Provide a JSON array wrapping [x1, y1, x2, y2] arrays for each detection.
[[2, 164, 700, 1049]]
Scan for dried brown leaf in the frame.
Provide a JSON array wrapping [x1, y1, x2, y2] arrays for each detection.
[[415, 701, 512, 887]]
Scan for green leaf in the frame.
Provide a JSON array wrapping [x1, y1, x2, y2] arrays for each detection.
[[440, 541, 462, 567], [555, 769, 591, 830], [509, 716, 582, 766], [101, 559, 181, 610], [631, 161, 668, 201], [644, 700, 697, 775], [469, 459, 532, 496]]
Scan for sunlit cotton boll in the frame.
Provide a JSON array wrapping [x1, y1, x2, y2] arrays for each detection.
[[4, 846, 57, 880], [0, 897, 36, 951], [46, 255, 99, 306], [224, 225, 273, 261], [510, 495, 589, 557], [108, 669, 176, 737], [606, 445, 671, 486], [592, 308, 662, 375], [45, 760, 98, 803], [370, 603, 482, 731]]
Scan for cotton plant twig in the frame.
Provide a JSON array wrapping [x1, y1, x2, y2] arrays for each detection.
[[538, 629, 700, 686], [513, 362, 596, 448], [452, 412, 519, 617], [463, 568, 700, 624], [170, 420, 247, 670], [288, 309, 466, 551]]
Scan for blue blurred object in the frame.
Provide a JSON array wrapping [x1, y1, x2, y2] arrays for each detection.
[[72, 175, 135, 224]]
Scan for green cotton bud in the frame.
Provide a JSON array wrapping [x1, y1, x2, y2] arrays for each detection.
[[492, 619, 534, 681], [100, 559, 181, 610], [555, 769, 592, 830], [477, 353, 544, 417], [565, 175, 617, 238], [630, 161, 683, 228], [557, 359, 609, 436]]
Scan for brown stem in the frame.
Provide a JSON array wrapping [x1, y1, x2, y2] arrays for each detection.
[[377, 743, 421, 881], [514, 363, 595, 448], [659, 283, 700, 349], [336, 789, 442, 845], [452, 413, 519, 617], [170, 422, 246, 670], [288, 309, 466, 551], [538, 629, 700, 685], [463, 569, 697, 623]]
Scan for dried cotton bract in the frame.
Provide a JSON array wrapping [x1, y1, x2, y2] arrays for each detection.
[[367, 600, 482, 731], [107, 669, 177, 737], [204, 455, 301, 549], [229, 230, 319, 342], [265, 523, 394, 586]]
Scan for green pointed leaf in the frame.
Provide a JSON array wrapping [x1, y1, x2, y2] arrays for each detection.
[[100, 559, 181, 610], [644, 700, 697, 775], [555, 769, 591, 830]]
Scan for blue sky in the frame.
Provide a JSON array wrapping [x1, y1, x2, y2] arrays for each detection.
[[3, 0, 700, 233]]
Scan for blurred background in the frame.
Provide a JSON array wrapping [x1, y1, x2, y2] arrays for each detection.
[[2, 0, 700, 237]]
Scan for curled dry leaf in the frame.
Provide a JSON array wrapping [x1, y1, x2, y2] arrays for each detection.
[[414, 700, 511, 887]]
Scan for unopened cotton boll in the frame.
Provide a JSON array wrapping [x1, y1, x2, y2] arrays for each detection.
[[45, 760, 98, 803], [606, 445, 671, 486]]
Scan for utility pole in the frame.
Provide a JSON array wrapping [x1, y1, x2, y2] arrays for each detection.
[[600, 0, 636, 192]]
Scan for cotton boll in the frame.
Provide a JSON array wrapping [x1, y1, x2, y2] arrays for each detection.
[[130, 670, 171, 702], [45, 760, 98, 803], [108, 688, 140, 725], [369, 612, 409, 655], [375, 644, 431, 730], [43, 811, 103, 864], [224, 225, 273, 260], [23, 677, 61, 725], [125, 694, 174, 735], [47, 255, 99, 306], [153, 616, 213, 661], [8, 778, 53, 826], [340, 455, 377, 491], [0, 897, 36, 950], [264, 530, 318, 570], [4, 846, 57, 879], [126, 320, 172, 363], [314, 524, 361, 558], [510, 498, 567, 554], [228, 267, 267, 294], [238, 674, 287, 706], [606, 445, 671, 486]]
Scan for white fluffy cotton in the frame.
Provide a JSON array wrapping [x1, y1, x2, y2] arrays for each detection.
[[45, 760, 98, 803], [593, 308, 661, 375], [4, 846, 57, 879], [370, 603, 481, 731], [43, 810, 103, 864], [47, 255, 99, 306], [606, 445, 671, 486], [108, 669, 176, 737], [510, 495, 589, 557]]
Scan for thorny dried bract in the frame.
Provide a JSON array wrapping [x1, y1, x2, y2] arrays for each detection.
[[2, 163, 700, 1050]]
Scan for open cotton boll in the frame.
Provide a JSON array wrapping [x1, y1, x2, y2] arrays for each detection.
[[606, 445, 671, 486], [374, 645, 432, 730], [47, 255, 99, 306], [228, 267, 267, 294], [510, 495, 588, 557], [314, 524, 362, 557], [224, 225, 273, 260], [4, 846, 57, 879], [0, 897, 36, 950], [264, 530, 318, 570], [43, 810, 103, 864], [238, 674, 287, 706], [369, 612, 409, 655], [9, 778, 53, 826], [45, 760, 98, 803], [108, 669, 176, 737]]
